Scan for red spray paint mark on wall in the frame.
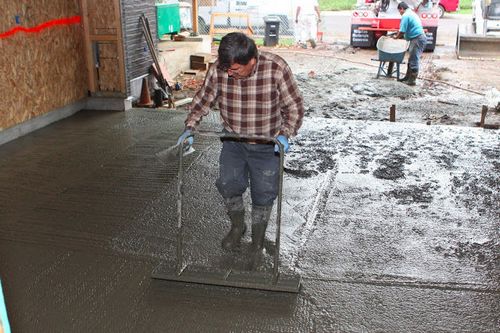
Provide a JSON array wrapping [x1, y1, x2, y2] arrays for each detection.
[[0, 15, 81, 39]]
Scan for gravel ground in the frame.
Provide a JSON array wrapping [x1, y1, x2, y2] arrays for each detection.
[[269, 45, 500, 128]]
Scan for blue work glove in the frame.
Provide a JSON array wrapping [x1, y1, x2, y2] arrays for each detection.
[[177, 128, 194, 148], [274, 135, 289, 154]]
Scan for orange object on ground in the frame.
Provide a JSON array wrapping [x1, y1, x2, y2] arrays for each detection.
[[137, 78, 153, 107], [317, 31, 323, 42]]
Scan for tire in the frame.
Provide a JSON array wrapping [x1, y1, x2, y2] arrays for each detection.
[[438, 5, 445, 18]]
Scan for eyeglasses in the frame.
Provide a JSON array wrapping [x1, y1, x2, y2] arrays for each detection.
[[219, 60, 255, 78], [226, 64, 245, 75]]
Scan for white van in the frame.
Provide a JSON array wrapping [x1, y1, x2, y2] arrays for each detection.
[[197, 0, 295, 34]]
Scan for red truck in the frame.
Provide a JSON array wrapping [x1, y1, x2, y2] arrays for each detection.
[[350, 0, 441, 51], [438, 0, 460, 17]]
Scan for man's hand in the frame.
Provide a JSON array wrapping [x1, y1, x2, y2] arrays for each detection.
[[177, 128, 194, 148], [274, 135, 289, 154]]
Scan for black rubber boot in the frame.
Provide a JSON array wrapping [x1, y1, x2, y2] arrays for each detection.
[[251, 205, 272, 252], [398, 64, 410, 82], [221, 196, 246, 251], [221, 210, 246, 251], [406, 70, 418, 86]]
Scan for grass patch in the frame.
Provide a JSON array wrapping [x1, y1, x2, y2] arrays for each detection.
[[457, 0, 472, 14], [319, 0, 356, 11], [457, 8, 472, 14], [320, 0, 472, 13], [459, 0, 472, 9]]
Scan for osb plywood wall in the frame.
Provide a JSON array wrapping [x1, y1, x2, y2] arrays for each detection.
[[0, 0, 87, 130], [87, 0, 118, 35], [95, 42, 121, 92], [84, 0, 124, 94]]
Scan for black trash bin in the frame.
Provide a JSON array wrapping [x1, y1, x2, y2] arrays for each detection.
[[264, 16, 280, 47]]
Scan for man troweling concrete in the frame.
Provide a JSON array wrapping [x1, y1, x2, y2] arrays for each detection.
[[177, 32, 304, 252]]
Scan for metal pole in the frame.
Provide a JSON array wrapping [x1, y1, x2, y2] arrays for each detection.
[[176, 143, 184, 275], [390, 104, 396, 122], [192, 0, 199, 34], [273, 141, 284, 285], [480, 105, 488, 127]]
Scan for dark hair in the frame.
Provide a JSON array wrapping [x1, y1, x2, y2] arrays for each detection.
[[397, 2, 409, 10], [217, 32, 258, 70]]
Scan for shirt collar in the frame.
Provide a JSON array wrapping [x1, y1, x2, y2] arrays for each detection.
[[248, 54, 260, 77]]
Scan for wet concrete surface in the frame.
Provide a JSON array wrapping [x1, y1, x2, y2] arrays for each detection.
[[0, 107, 499, 332]]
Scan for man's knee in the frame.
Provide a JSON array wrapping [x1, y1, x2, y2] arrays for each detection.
[[251, 168, 279, 206], [216, 176, 248, 199]]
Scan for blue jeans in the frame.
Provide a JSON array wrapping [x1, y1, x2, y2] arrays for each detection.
[[408, 33, 427, 72], [215, 140, 279, 207]]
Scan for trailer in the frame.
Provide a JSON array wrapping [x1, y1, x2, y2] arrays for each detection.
[[350, 0, 440, 51]]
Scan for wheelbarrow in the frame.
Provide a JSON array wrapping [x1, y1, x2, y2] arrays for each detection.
[[152, 130, 301, 293], [372, 36, 410, 80]]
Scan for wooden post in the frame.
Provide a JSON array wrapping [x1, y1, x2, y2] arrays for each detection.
[[114, 0, 126, 94], [80, 0, 96, 93], [390, 104, 396, 122], [480, 105, 488, 127], [192, 0, 199, 34]]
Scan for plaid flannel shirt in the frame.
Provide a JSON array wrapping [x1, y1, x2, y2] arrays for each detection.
[[185, 51, 304, 138]]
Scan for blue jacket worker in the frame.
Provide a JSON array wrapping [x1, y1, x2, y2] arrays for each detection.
[[394, 2, 427, 86]]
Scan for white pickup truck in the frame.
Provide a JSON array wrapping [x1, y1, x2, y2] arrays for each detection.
[[196, 0, 295, 34]]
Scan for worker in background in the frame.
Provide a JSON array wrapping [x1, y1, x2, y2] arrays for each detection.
[[295, 0, 321, 49], [176, 32, 304, 253], [416, 0, 434, 12], [393, 2, 427, 86]]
